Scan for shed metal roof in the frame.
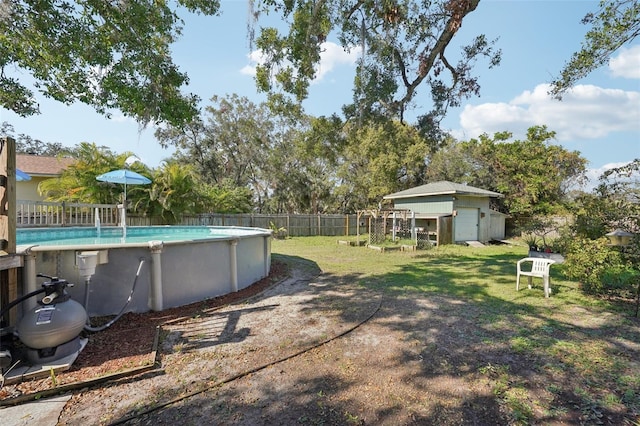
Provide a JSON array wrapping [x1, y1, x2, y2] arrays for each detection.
[[383, 181, 503, 200]]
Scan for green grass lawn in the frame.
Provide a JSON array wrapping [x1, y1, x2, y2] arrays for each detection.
[[272, 236, 640, 424], [273, 236, 619, 308]]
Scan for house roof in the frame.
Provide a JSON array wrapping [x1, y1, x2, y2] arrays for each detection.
[[16, 155, 75, 177], [383, 181, 503, 200]]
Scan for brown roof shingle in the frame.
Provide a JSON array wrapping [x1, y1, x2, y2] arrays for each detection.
[[16, 155, 75, 177]]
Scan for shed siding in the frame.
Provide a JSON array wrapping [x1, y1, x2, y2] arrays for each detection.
[[394, 196, 454, 214], [490, 213, 506, 240], [454, 196, 488, 209], [388, 190, 502, 244], [454, 207, 479, 241], [452, 196, 493, 242]]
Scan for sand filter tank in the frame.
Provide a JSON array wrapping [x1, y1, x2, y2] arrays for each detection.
[[15, 275, 87, 365]]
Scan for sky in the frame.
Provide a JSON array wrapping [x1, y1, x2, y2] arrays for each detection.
[[1, 0, 639, 189]]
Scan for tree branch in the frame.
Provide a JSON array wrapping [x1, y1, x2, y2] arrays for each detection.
[[343, 0, 366, 21], [398, 0, 479, 107]]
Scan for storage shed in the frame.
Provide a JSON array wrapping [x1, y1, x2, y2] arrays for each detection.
[[383, 181, 505, 244]]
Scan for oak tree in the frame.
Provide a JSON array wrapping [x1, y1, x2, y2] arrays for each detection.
[[251, 0, 501, 123], [550, 0, 640, 97], [1, 0, 220, 126]]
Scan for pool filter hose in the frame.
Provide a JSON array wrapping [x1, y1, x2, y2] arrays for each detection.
[[0, 288, 46, 321], [84, 258, 146, 333]]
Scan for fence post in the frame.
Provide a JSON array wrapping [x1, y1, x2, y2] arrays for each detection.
[[0, 136, 21, 326], [411, 211, 416, 243]]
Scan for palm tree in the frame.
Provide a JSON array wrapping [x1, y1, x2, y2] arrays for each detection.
[[147, 161, 203, 223], [38, 142, 123, 203]]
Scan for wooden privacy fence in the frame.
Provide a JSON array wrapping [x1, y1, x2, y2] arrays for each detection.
[[180, 213, 364, 237], [15, 200, 367, 237]]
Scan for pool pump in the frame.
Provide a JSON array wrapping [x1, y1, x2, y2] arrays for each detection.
[[0, 274, 88, 372]]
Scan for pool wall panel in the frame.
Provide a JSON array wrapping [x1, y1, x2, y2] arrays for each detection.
[[159, 241, 233, 310], [236, 236, 269, 289], [31, 248, 153, 317], [18, 227, 272, 317]]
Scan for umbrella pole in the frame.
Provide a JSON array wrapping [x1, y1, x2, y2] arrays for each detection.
[[122, 182, 127, 238]]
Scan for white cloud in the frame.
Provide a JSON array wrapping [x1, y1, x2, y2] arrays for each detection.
[[609, 45, 640, 79], [240, 50, 265, 77], [586, 161, 631, 183], [240, 41, 360, 83], [110, 112, 134, 124], [458, 83, 640, 142], [314, 42, 361, 82], [581, 160, 635, 192]]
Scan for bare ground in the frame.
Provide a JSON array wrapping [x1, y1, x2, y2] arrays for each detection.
[[1, 255, 637, 425]]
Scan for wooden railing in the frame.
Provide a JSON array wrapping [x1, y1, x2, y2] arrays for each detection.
[[16, 200, 119, 228]]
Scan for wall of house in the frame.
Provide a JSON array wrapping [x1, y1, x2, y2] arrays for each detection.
[[16, 178, 45, 202]]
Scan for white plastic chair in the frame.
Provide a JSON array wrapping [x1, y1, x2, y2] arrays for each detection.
[[516, 257, 556, 298]]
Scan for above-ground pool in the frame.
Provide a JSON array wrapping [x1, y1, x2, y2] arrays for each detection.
[[16, 226, 272, 317]]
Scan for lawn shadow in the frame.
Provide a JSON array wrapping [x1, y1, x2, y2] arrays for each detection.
[[108, 250, 640, 426]]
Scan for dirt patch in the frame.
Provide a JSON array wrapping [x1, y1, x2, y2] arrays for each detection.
[[0, 261, 289, 403], [1, 256, 636, 425]]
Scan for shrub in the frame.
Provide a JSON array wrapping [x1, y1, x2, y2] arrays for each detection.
[[523, 234, 540, 251], [269, 222, 288, 239], [417, 239, 433, 250], [601, 264, 639, 297], [562, 237, 634, 295]]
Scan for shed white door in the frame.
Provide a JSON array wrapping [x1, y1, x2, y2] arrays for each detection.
[[455, 208, 479, 241]]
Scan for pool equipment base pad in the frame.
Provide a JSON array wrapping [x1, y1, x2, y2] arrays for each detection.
[[1, 337, 87, 385]]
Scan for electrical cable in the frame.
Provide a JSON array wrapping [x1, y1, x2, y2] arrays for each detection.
[[84, 258, 146, 333], [108, 291, 383, 426]]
